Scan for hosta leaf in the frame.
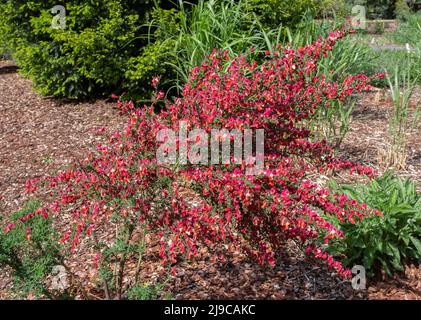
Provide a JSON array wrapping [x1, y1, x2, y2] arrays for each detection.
[[409, 236, 421, 257], [362, 250, 375, 269], [389, 190, 398, 207], [378, 257, 392, 277], [387, 243, 400, 259]]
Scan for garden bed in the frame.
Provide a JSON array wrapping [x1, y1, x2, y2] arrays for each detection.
[[0, 60, 419, 300]]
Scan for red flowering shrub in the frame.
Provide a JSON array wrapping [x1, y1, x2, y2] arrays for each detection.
[[11, 29, 383, 292]]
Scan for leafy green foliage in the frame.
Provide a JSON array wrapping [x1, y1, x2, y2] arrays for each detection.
[[1, 0, 387, 100], [316, 0, 347, 18], [0, 200, 63, 298], [384, 63, 419, 169], [0, 0, 176, 99], [127, 283, 165, 300], [328, 173, 421, 277], [244, 0, 318, 29], [122, 7, 181, 100], [388, 12, 421, 45], [150, 0, 270, 92], [151, 1, 371, 97], [354, 12, 421, 88], [346, 0, 408, 19], [366, 0, 396, 19], [371, 48, 421, 87], [395, 0, 412, 21]]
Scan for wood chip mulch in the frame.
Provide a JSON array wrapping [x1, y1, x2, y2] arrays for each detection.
[[0, 60, 419, 300], [337, 87, 421, 189], [0, 61, 126, 214]]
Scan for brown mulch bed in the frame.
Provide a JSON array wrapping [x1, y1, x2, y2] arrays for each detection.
[[0, 61, 126, 298], [0, 60, 420, 300], [338, 87, 421, 188], [0, 61, 126, 214]]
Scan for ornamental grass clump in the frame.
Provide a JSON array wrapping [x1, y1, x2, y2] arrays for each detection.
[[9, 30, 383, 291]]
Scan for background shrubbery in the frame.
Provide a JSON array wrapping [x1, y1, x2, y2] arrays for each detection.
[[0, 0, 350, 99], [328, 173, 421, 277], [1, 0, 418, 99], [0, 200, 64, 299], [244, 0, 319, 28], [0, 0, 181, 99]]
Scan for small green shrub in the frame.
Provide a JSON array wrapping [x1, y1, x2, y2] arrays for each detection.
[[389, 12, 421, 45], [316, 0, 347, 18], [0, 200, 167, 299], [395, 0, 412, 21], [374, 21, 385, 34], [328, 173, 421, 277], [244, 0, 318, 29], [121, 7, 182, 100], [370, 48, 421, 87], [365, 0, 396, 19], [0, 200, 64, 298], [0, 0, 178, 99], [127, 283, 165, 300]]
